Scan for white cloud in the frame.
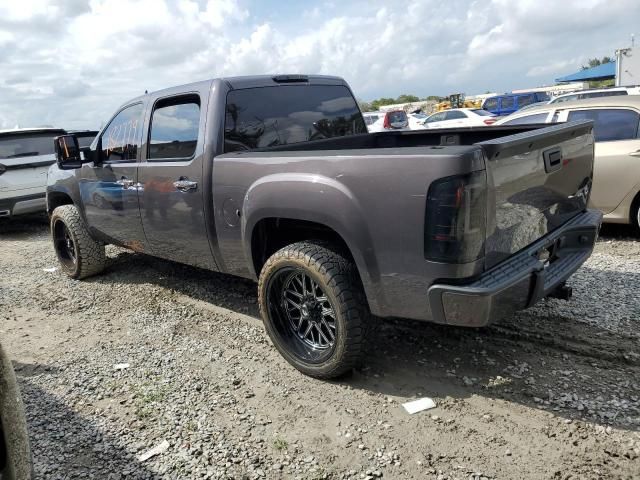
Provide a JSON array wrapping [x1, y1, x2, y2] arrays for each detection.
[[0, 0, 638, 130]]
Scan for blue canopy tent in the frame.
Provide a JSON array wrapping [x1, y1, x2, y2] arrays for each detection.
[[555, 62, 616, 83]]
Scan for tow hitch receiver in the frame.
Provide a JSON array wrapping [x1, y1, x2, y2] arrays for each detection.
[[548, 282, 573, 301]]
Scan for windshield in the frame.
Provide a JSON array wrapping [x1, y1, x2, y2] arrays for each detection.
[[0, 133, 60, 159], [224, 85, 367, 152], [471, 109, 494, 116]]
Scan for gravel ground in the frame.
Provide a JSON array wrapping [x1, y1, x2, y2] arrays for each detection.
[[1, 215, 639, 479]]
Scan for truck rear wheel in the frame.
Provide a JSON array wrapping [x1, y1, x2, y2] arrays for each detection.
[[51, 205, 106, 279], [258, 242, 368, 379]]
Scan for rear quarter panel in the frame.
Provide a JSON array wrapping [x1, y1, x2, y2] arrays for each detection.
[[212, 147, 485, 320]]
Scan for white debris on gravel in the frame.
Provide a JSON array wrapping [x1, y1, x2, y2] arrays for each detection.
[[138, 440, 170, 462], [402, 397, 436, 414]]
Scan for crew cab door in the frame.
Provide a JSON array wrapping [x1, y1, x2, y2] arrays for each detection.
[[561, 107, 640, 213], [79, 103, 147, 249], [137, 93, 217, 270]]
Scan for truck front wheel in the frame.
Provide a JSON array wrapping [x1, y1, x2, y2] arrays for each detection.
[[51, 205, 106, 279], [258, 242, 368, 379]]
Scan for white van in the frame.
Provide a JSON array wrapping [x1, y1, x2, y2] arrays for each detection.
[[0, 128, 66, 218]]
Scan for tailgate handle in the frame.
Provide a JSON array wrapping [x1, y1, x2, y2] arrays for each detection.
[[543, 148, 563, 173]]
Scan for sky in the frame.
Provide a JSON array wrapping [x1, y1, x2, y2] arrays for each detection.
[[0, 0, 638, 129]]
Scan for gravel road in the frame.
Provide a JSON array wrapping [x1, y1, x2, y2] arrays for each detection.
[[1, 215, 639, 479]]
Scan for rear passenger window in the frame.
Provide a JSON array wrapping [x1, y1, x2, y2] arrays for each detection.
[[567, 109, 640, 142], [148, 95, 200, 160], [445, 110, 467, 120], [501, 97, 515, 110], [502, 113, 549, 125]]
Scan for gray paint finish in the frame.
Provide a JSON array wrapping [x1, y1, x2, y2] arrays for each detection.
[[47, 75, 599, 325]]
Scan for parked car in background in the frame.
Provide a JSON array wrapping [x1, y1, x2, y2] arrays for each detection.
[[408, 112, 428, 130], [482, 92, 551, 116], [0, 342, 32, 480], [422, 108, 496, 129], [495, 96, 640, 230], [364, 110, 409, 132], [0, 128, 66, 218], [68, 130, 99, 148], [47, 74, 600, 378], [549, 86, 640, 104]]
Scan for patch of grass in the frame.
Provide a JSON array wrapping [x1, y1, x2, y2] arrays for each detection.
[[273, 436, 288, 451], [186, 419, 198, 432], [132, 383, 171, 420]]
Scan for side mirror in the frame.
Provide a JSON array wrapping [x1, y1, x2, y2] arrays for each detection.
[[54, 135, 83, 170]]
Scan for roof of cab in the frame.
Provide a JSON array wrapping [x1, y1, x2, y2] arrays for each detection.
[[125, 74, 348, 106]]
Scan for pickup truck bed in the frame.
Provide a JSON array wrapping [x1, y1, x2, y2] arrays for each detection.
[[46, 74, 601, 378], [214, 121, 598, 322]]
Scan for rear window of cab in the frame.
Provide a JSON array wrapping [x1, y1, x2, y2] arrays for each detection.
[[224, 85, 367, 152]]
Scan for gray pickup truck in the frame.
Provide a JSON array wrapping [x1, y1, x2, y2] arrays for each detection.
[[47, 75, 601, 378]]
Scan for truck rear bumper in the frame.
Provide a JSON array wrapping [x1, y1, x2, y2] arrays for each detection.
[[427, 209, 602, 327], [0, 193, 46, 218]]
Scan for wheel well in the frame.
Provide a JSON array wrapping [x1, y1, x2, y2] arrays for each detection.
[[47, 191, 73, 214], [251, 218, 354, 275]]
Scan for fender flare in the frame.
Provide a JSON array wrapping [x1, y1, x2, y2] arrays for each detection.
[[242, 173, 384, 313]]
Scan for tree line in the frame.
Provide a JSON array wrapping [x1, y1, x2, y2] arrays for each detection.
[[359, 56, 615, 112], [358, 94, 444, 112]]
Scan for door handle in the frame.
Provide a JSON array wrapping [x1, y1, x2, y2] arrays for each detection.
[[173, 178, 198, 192], [116, 177, 135, 189], [629, 150, 640, 157]]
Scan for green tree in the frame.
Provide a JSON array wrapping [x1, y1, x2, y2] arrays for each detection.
[[370, 97, 396, 110], [396, 94, 420, 103], [581, 56, 613, 70]]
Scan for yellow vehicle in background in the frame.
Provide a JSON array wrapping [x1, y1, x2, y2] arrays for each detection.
[[436, 94, 482, 112]]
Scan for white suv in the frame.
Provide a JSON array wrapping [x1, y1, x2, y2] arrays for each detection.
[[549, 86, 640, 104], [0, 128, 66, 218]]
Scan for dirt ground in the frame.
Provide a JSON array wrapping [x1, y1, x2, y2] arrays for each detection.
[[1, 215, 639, 479]]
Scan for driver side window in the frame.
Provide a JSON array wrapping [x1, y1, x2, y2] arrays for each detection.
[[100, 103, 144, 162]]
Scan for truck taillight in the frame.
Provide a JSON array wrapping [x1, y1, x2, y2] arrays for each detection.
[[424, 171, 486, 263]]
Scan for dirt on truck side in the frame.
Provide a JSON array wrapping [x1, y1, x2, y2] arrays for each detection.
[[1, 215, 639, 479]]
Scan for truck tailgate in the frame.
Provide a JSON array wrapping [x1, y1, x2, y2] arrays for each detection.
[[477, 120, 594, 269]]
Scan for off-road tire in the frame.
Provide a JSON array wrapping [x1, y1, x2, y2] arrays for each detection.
[[51, 205, 106, 279], [258, 241, 369, 379]]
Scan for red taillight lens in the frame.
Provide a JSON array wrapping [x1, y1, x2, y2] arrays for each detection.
[[383, 113, 391, 129], [483, 118, 497, 125], [424, 171, 487, 263]]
